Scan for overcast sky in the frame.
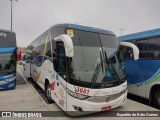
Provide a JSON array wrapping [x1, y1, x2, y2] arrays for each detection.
[[0, 0, 160, 47]]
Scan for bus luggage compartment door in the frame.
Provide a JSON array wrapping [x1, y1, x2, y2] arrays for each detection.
[[23, 63, 31, 78]]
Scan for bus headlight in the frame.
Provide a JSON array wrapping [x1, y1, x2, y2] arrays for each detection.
[[67, 89, 90, 100]]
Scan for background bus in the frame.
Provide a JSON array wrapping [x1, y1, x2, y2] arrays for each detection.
[[24, 24, 138, 115], [118, 28, 160, 108], [0, 29, 17, 90]]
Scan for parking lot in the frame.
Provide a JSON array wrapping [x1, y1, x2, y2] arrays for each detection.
[[0, 65, 159, 120]]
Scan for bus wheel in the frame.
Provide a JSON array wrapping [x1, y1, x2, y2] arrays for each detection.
[[153, 89, 160, 109], [45, 83, 54, 104]]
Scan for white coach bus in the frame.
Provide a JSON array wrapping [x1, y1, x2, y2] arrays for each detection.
[[24, 24, 139, 116]]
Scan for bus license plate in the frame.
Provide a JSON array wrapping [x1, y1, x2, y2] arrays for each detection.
[[101, 106, 111, 111]]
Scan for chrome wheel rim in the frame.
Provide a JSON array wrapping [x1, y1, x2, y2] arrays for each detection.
[[46, 85, 51, 100]]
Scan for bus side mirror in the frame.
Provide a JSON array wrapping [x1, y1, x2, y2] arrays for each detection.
[[120, 42, 139, 60], [54, 34, 74, 57]]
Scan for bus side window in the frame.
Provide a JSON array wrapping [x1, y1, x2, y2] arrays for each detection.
[[148, 37, 160, 59], [56, 42, 66, 79], [136, 40, 148, 59], [119, 46, 133, 59]]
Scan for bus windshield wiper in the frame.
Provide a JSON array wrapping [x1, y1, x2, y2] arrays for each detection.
[[104, 51, 121, 82], [91, 63, 101, 83], [100, 51, 104, 73], [91, 51, 104, 83]]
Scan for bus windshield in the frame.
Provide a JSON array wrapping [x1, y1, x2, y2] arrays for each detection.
[[0, 32, 16, 48], [0, 53, 16, 76], [70, 31, 125, 88]]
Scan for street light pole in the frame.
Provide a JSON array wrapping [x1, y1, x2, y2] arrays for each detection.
[[10, 0, 18, 31], [119, 28, 126, 36], [10, 0, 13, 31]]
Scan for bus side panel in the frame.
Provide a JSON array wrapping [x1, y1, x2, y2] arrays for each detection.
[[124, 60, 138, 95], [125, 59, 160, 98], [23, 63, 31, 78]]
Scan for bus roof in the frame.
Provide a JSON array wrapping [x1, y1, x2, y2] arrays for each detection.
[[0, 28, 15, 34], [118, 28, 160, 42], [55, 23, 115, 35]]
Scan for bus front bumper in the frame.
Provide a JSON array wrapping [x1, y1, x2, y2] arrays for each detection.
[[66, 90, 127, 116]]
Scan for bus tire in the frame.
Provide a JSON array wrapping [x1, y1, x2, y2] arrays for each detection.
[[153, 89, 160, 109], [27, 78, 32, 83], [45, 82, 55, 104]]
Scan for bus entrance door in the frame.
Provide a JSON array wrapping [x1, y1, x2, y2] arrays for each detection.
[[56, 42, 67, 79], [55, 42, 67, 111]]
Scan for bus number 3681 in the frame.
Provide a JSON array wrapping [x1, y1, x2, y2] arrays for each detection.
[[75, 87, 89, 95]]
